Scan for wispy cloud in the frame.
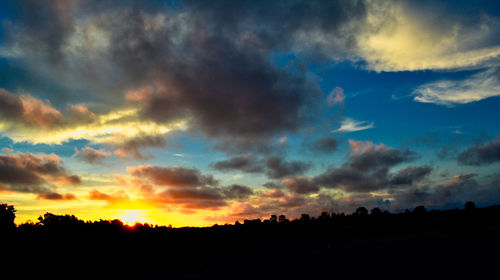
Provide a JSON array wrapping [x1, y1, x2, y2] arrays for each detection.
[[332, 118, 374, 133], [413, 68, 500, 105], [327, 87, 345, 106]]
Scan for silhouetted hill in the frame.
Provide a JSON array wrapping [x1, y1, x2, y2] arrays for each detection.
[[1, 203, 499, 279]]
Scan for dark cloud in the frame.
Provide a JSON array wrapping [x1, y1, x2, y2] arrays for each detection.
[[113, 135, 166, 160], [0, 89, 24, 120], [75, 147, 111, 164], [222, 184, 254, 200], [8, 0, 75, 65], [458, 135, 500, 165], [158, 188, 228, 210], [282, 176, 319, 194], [37, 192, 77, 201], [278, 193, 307, 208], [262, 182, 284, 189], [309, 136, 338, 153], [158, 184, 254, 210], [0, 152, 81, 194], [135, 43, 320, 153], [211, 155, 264, 173], [128, 164, 257, 209], [314, 140, 417, 192], [127, 165, 218, 187], [163, 188, 224, 201], [265, 156, 312, 179], [2, 0, 371, 153], [389, 173, 481, 209], [390, 166, 432, 186], [212, 155, 312, 179]]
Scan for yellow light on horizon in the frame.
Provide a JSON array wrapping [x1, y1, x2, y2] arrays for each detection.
[[118, 209, 149, 226]]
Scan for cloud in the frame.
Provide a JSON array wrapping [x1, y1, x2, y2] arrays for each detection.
[[0, 90, 182, 157], [74, 146, 111, 164], [0, 152, 81, 194], [333, 118, 374, 133], [211, 155, 265, 173], [4, 0, 499, 158], [0, 105, 185, 147], [37, 192, 77, 201], [314, 140, 417, 192], [127, 165, 218, 187], [68, 104, 96, 123], [212, 155, 312, 179], [388, 173, 484, 209], [0, 89, 63, 128], [309, 136, 338, 153], [282, 176, 320, 194], [413, 68, 500, 105], [88, 189, 129, 202], [458, 135, 500, 165], [327, 87, 345, 105], [112, 134, 166, 160], [265, 156, 312, 179], [3, 0, 371, 153], [355, 1, 500, 72], [126, 164, 257, 209], [262, 188, 285, 198], [262, 182, 284, 189], [221, 184, 254, 200], [127, 164, 229, 209], [390, 166, 432, 186]]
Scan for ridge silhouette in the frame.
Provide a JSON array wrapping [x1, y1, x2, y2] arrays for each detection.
[[1, 202, 499, 279]]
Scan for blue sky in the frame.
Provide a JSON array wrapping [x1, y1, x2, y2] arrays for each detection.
[[0, 0, 499, 226]]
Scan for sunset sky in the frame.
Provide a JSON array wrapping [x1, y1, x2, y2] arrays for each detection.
[[1, 0, 500, 227]]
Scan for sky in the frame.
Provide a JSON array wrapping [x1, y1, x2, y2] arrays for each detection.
[[1, 0, 500, 227]]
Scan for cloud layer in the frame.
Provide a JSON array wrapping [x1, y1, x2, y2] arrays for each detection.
[[0, 151, 80, 199]]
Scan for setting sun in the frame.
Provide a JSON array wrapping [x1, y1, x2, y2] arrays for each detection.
[[118, 210, 148, 226]]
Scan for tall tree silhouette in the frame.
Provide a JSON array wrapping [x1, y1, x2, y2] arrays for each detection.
[[0, 203, 16, 232]]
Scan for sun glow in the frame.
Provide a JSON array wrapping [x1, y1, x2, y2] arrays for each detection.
[[118, 210, 149, 226]]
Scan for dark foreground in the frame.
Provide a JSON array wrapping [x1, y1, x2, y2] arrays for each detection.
[[2, 206, 500, 279]]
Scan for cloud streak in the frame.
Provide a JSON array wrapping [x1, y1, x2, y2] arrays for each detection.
[[413, 68, 500, 105], [333, 118, 374, 133]]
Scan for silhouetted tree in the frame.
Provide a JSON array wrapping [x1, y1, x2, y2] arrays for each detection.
[[414, 205, 427, 214], [354, 207, 368, 216], [37, 213, 84, 230], [318, 211, 330, 221], [370, 207, 383, 216], [270, 215, 278, 223], [465, 201, 476, 211], [278, 215, 288, 223], [0, 203, 16, 231], [300, 214, 310, 222]]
